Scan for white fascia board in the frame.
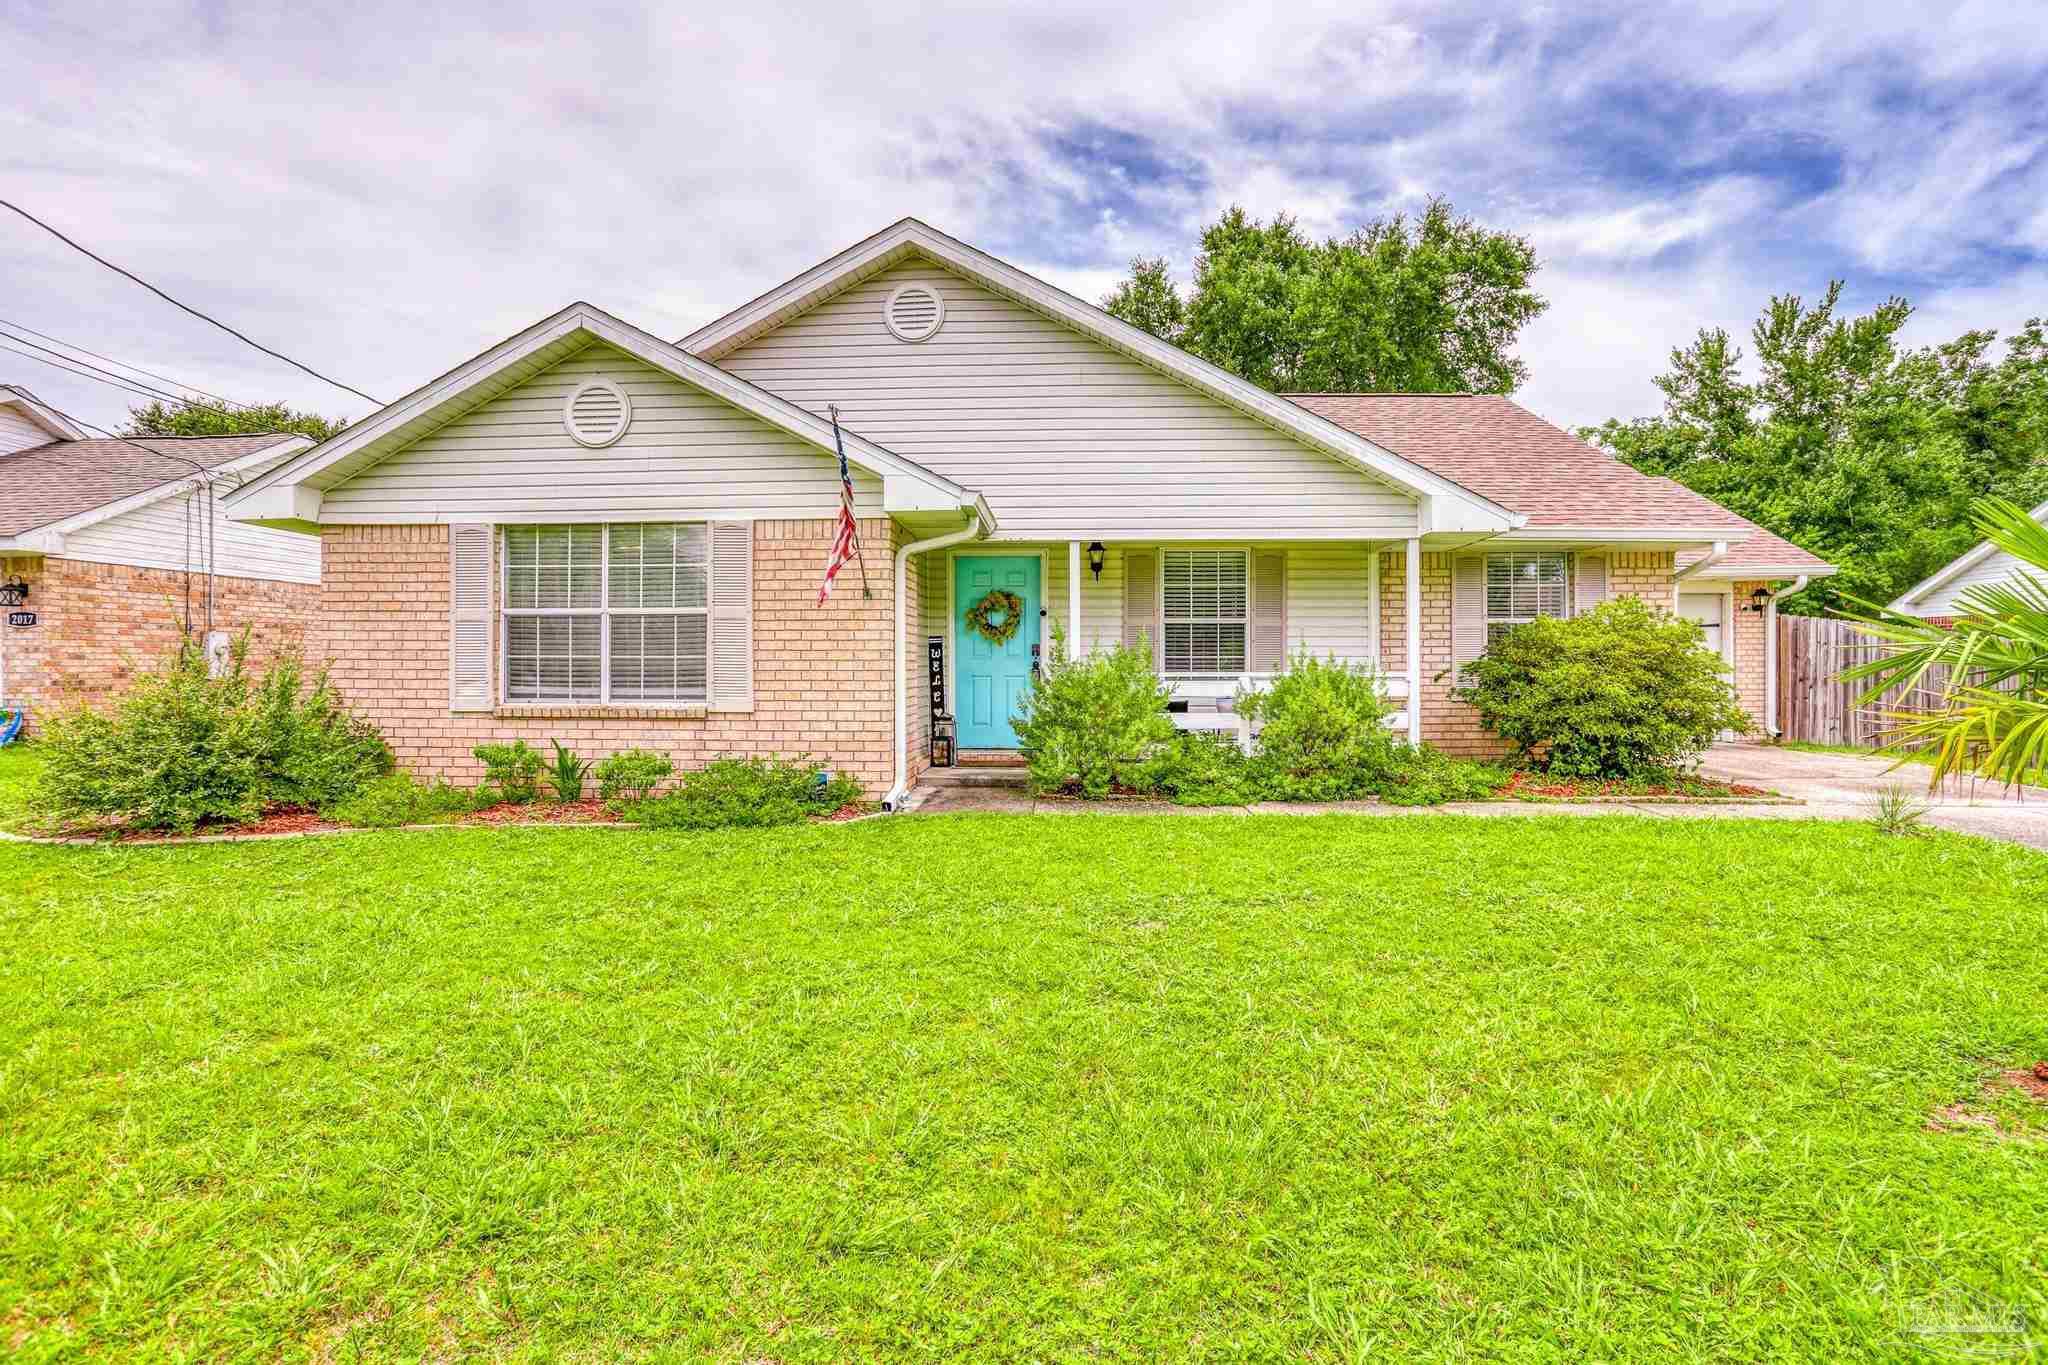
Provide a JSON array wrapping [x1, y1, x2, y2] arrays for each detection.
[[0, 528, 65, 554], [681, 219, 1520, 532], [229, 482, 325, 531], [1690, 565, 1840, 583], [1889, 498, 2048, 608], [0, 386, 88, 441], [228, 302, 977, 521]]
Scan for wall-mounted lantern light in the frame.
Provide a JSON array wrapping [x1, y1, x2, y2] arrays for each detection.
[[0, 579, 28, 608], [1087, 542, 1106, 582], [1743, 587, 1772, 614]]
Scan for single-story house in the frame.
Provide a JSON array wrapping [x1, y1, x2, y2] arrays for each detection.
[[0, 384, 319, 722], [1889, 498, 2048, 624], [227, 219, 1835, 805]]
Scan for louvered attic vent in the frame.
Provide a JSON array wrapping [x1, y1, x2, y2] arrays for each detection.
[[563, 379, 631, 447], [883, 282, 945, 342]]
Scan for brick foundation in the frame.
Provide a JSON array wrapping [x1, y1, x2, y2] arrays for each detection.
[[315, 520, 909, 796], [0, 554, 317, 727]]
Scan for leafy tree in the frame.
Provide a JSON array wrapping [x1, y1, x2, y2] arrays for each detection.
[[1102, 200, 1545, 394], [124, 398, 347, 443], [1582, 286, 2048, 613]]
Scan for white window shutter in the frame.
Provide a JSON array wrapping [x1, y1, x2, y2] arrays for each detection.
[[1122, 548, 1160, 671], [449, 524, 493, 712], [1250, 550, 1288, 672], [708, 521, 753, 712], [1452, 554, 1486, 686], [1575, 554, 1607, 615]]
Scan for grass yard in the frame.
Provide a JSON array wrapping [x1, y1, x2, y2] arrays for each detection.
[[3, 816, 2045, 1360], [0, 743, 41, 832]]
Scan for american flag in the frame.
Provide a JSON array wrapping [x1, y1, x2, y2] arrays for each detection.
[[817, 404, 865, 605]]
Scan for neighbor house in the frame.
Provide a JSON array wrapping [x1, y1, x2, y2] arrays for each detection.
[[226, 219, 1835, 805], [1888, 498, 2048, 625], [0, 385, 319, 723]]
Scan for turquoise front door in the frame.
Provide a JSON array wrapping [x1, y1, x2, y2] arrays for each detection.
[[954, 554, 1040, 749]]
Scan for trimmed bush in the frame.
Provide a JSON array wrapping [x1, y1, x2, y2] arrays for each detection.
[[36, 637, 391, 833], [627, 756, 862, 830], [1012, 631, 1177, 797], [595, 748, 674, 805], [1236, 653, 1400, 800], [324, 773, 479, 828], [1453, 596, 1753, 779], [472, 740, 544, 803]]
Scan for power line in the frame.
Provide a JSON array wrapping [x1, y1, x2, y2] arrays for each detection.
[[0, 314, 251, 409], [0, 333, 203, 409], [1, 196, 384, 406]]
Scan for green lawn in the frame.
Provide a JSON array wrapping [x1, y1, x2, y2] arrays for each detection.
[[0, 743, 41, 832], [3, 817, 2045, 1360]]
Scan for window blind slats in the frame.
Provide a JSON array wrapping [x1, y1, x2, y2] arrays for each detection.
[[503, 523, 712, 704], [1162, 549, 1248, 674]]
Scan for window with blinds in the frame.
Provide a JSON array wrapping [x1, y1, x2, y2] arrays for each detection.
[[1162, 549, 1249, 674], [501, 523, 709, 702], [1484, 551, 1569, 646]]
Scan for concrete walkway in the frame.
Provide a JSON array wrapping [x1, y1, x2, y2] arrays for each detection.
[[906, 745, 2048, 851]]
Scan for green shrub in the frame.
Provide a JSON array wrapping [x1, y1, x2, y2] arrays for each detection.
[[547, 740, 591, 802], [1454, 597, 1752, 779], [595, 748, 673, 804], [324, 773, 479, 828], [1237, 653, 1400, 800], [1376, 749, 1509, 805], [1012, 631, 1177, 797], [1153, 730, 1260, 806], [473, 740, 544, 803], [626, 756, 862, 830], [36, 638, 390, 833]]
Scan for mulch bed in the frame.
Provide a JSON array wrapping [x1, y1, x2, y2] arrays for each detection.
[[1498, 771, 1781, 802], [1927, 1061, 2048, 1140], [459, 799, 619, 826]]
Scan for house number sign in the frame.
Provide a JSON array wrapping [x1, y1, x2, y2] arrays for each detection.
[[6, 611, 34, 628]]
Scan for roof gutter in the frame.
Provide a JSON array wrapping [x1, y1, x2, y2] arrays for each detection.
[[883, 502, 996, 811], [1673, 540, 1730, 581]]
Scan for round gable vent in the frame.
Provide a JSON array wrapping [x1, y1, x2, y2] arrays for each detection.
[[883, 282, 946, 343], [563, 379, 631, 447]]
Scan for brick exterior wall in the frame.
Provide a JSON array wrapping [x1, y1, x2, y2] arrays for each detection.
[[0, 553, 317, 728], [1730, 580, 1770, 730], [1377, 548, 1721, 755], [316, 519, 909, 796]]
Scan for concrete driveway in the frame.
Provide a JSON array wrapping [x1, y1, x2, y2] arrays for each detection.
[[1699, 743, 2048, 850]]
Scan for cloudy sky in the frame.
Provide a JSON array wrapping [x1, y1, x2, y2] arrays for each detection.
[[6, 0, 2046, 438]]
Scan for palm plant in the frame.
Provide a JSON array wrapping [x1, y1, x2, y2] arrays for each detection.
[[1841, 497, 2048, 788]]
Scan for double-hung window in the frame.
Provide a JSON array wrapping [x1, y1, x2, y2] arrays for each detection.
[[1484, 551, 1568, 645], [1162, 549, 1248, 674], [502, 523, 708, 703]]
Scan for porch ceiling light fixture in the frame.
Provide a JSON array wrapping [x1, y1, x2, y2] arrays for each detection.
[[1087, 542, 1105, 581], [0, 578, 27, 607], [1742, 586, 1771, 614]]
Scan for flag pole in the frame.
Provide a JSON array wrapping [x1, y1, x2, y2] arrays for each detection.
[[829, 404, 875, 599]]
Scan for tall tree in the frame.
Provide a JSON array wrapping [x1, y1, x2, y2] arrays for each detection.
[[1582, 287, 2048, 614], [1102, 200, 1545, 394], [124, 398, 347, 444]]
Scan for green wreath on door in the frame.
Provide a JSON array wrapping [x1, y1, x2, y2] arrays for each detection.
[[965, 588, 1026, 646]]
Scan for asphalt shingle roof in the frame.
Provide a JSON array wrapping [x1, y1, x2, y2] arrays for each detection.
[[0, 434, 295, 536]]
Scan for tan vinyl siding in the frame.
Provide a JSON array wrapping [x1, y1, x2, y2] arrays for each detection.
[[1045, 544, 1126, 656], [719, 260, 1418, 540], [62, 488, 321, 584], [320, 343, 882, 523], [0, 407, 53, 455]]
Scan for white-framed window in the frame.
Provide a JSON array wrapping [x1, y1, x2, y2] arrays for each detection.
[[1162, 548, 1249, 675], [501, 523, 708, 703], [1485, 551, 1569, 645]]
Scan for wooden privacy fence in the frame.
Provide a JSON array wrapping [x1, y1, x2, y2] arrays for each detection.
[[1776, 614, 1974, 747]]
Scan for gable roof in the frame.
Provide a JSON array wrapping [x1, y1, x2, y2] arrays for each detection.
[[681, 218, 1520, 534], [1, 384, 88, 443], [229, 301, 990, 531], [1891, 498, 2048, 610], [0, 433, 309, 537]]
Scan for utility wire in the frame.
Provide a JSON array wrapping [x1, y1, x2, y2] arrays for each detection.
[[1, 196, 384, 406], [0, 314, 252, 409], [0, 335, 200, 409]]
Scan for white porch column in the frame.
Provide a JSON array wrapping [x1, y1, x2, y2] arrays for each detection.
[[1405, 536, 1422, 746], [1068, 540, 1083, 658]]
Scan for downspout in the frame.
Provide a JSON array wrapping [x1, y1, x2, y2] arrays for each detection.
[[1764, 575, 1806, 738], [884, 505, 992, 811]]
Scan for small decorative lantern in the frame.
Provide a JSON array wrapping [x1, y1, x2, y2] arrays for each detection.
[[1087, 541, 1106, 581], [931, 715, 956, 768], [1743, 587, 1771, 614], [0, 578, 27, 608]]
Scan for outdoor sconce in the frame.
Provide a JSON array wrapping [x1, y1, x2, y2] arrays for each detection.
[[1087, 541, 1106, 581], [0, 579, 27, 608], [1743, 587, 1771, 614]]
